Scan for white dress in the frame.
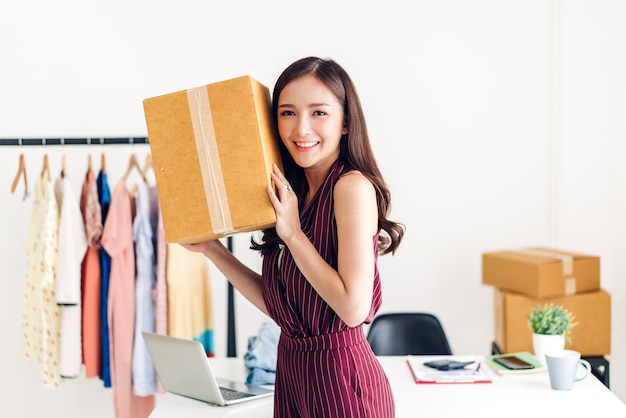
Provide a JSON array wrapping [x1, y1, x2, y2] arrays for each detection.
[[54, 174, 88, 378], [20, 173, 63, 387]]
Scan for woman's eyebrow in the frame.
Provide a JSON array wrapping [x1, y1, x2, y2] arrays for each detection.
[[309, 102, 331, 107], [278, 102, 331, 108]]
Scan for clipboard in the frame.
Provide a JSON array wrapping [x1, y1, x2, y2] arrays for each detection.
[[407, 356, 492, 384]]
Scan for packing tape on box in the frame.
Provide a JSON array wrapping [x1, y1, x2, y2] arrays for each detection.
[[518, 249, 576, 295], [187, 86, 233, 234]]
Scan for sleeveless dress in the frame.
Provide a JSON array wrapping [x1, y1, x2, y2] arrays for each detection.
[[262, 160, 395, 418]]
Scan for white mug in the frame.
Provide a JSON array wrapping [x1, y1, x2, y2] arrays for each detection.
[[545, 350, 591, 391]]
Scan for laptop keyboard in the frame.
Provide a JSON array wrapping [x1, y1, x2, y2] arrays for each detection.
[[220, 387, 255, 401]]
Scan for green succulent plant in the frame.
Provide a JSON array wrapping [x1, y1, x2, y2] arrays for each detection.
[[528, 303, 577, 343]]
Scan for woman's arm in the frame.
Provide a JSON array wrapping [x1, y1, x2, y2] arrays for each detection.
[[181, 239, 268, 316], [269, 168, 378, 327]]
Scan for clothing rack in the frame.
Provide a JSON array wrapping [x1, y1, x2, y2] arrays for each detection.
[[0, 137, 149, 146], [226, 237, 237, 358], [4, 134, 239, 357]]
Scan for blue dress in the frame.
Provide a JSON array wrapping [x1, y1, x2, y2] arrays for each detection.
[[97, 171, 112, 387]]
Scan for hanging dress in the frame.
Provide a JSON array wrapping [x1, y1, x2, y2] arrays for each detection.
[[262, 160, 394, 418], [97, 170, 112, 387], [80, 168, 102, 378], [166, 244, 214, 355], [154, 205, 168, 337], [131, 181, 157, 396], [55, 173, 88, 378], [153, 192, 167, 394], [101, 181, 154, 418], [20, 172, 63, 387]]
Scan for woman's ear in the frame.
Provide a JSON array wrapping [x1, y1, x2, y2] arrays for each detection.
[[342, 126, 348, 135]]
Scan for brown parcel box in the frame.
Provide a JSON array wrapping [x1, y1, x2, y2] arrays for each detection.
[[143, 75, 282, 243], [482, 247, 600, 299], [494, 288, 611, 356]]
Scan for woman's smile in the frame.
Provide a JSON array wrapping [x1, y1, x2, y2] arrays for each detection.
[[293, 141, 320, 150]]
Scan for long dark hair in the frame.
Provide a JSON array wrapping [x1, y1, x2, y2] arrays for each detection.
[[251, 56, 405, 255]]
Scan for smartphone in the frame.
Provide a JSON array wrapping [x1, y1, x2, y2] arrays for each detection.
[[493, 355, 535, 370], [423, 359, 476, 371]]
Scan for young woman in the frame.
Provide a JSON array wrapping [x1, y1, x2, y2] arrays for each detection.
[[183, 56, 404, 417]]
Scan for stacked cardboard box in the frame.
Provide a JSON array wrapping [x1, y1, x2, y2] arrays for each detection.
[[482, 247, 610, 356], [143, 75, 283, 244]]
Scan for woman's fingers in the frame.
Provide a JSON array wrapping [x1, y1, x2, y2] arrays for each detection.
[[271, 164, 291, 191], [271, 171, 293, 200], [267, 166, 301, 241]]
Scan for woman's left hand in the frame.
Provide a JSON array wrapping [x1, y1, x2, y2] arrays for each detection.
[[267, 164, 302, 243]]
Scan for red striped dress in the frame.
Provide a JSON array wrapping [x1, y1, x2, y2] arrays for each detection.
[[262, 160, 395, 418]]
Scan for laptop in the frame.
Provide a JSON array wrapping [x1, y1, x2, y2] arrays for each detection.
[[142, 332, 274, 406]]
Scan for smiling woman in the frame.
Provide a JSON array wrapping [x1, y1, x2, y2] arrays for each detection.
[[184, 56, 405, 418]]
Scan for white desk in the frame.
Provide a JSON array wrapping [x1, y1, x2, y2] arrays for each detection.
[[150, 356, 626, 418]]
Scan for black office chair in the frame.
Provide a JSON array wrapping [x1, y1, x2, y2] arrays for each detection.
[[366, 313, 453, 356]]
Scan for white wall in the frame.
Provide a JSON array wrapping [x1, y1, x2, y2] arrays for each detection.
[[0, 0, 624, 416]]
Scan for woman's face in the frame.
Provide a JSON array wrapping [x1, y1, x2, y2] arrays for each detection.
[[277, 75, 347, 173]]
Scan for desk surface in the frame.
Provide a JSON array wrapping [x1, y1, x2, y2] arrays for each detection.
[[150, 356, 626, 418]]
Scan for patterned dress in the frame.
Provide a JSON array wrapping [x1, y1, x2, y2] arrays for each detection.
[[80, 168, 103, 378], [262, 160, 394, 418], [20, 173, 63, 387]]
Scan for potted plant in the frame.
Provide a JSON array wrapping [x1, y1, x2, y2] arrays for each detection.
[[528, 303, 577, 365]]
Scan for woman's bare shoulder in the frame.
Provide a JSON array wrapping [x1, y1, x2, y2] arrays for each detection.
[[335, 170, 375, 198]]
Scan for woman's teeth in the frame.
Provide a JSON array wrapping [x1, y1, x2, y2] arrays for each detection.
[[295, 141, 318, 148]]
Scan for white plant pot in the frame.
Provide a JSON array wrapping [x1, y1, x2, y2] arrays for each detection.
[[533, 333, 565, 365]]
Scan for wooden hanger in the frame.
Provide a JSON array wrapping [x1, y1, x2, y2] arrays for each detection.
[[123, 153, 142, 181], [101, 153, 107, 173], [88, 154, 92, 172], [11, 154, 28, 198], [41, 154, 51, 181], [130, 183, 139, 198], [141, 154, 153, 181], [61, 154, 67, 178]]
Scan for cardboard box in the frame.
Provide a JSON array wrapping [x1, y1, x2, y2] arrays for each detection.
[[482, 247, 600, 298], [494, 288, 611, 356], [143, 75, 282, 243]]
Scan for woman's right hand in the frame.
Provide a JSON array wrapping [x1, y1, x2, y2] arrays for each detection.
[[180, 239, 223, 258], [181, 237, 268, 315]]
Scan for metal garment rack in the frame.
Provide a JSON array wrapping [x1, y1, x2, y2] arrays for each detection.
[[0, 137, 149, 145], [3, 135, 239, 357]]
